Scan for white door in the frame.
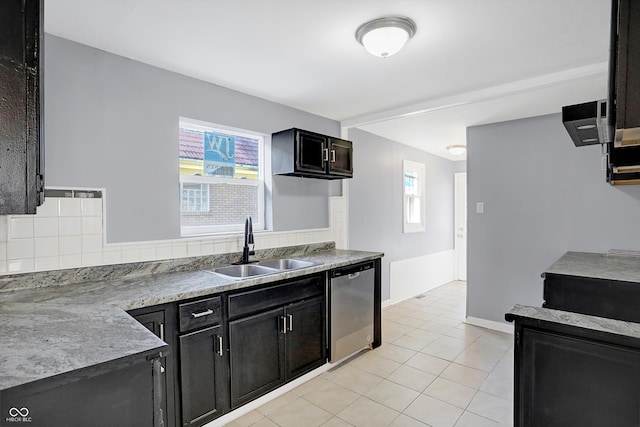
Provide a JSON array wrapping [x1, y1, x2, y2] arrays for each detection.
[[454, 173, 467, 281]]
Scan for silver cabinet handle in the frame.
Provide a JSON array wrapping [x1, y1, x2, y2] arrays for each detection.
[[217, 336, 223, 357], [331, 149, 336, 163], [160, 364, 165, 373], [323, 148, 329, 162], [159, 323, 165, 341], [288, 314, 293, 331], [282, 316, 287, 334], [192, 309, 213, 318]]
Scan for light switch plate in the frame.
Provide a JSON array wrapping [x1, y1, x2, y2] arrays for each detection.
[[476, 202, 485, 214]]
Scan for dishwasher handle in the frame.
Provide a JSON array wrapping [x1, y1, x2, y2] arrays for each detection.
[[331, 261, 374, 278]]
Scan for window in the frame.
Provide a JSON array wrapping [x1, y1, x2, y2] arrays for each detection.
[[179, 118, 265, 235], [403, 160, 425, 233]]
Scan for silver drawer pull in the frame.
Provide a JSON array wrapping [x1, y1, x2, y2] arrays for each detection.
[[217, 336, 223, 357], [192, 309, 214, 318]]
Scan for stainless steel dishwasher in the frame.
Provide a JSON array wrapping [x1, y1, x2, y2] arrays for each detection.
[[329, 261, 375, 362]]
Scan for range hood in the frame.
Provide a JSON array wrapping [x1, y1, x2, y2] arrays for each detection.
[[562, 100, 611, 146], [561, 0, 640, 185]]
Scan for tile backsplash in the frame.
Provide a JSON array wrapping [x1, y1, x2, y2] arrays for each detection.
[[0, 192, 347, 275]]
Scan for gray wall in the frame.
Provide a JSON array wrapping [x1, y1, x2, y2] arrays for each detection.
[[467, 113, 640, 323], [44, 34, 338, 243], [348, 128, 456, 300]]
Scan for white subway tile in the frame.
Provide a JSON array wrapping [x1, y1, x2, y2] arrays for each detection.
[[34, 237, 59, 258], [34, 217, 59, 237], [59, 254, 82, 268], [35, 256, 60, 271], [58, 198, 82, 217], [59, 217, 82, 236], [8, 258, 34, 272], [187, 241, 202, 256], [0, 217, 7, 242], [214, 240, 227, 254], [36, 198, 59, 217], [172, 242, 187, 258], [81, 198, 103, 217], [0, 260, 7, 273], [82, 234, 103, 253], [139, 245, 157, 261], [121, 246, 140, 263], [81, 217, 103, 235], [59, 236, 82, 256], [82, 252, 103, 267], [7, 239, 34, 260], [102, 248, 122, 264], [9, 217, 34, 239], [201, 242, 215, 255], [156, 245, 173, 260], [0, 242, 6, 260]]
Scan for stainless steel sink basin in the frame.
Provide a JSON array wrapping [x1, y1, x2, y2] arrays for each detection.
[[211, 264, 278, 278], [209, 258, 319, 280], [257, 259, 315, 270]]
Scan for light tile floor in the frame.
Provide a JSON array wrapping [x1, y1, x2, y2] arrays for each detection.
[[227, 281, 514, 427]]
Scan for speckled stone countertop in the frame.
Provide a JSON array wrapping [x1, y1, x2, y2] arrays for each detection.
[[0, 245, 383, 391], [505, 304, 640, 340], [544, 251, 640, 283]]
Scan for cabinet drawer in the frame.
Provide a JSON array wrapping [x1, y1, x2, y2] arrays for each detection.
[[228, 274, 324, 319], [179, 296, 222, 332]]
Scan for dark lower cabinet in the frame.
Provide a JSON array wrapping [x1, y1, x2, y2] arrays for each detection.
[[1, 357, 158, 427], [507, 313, 640, 427], [285, 297, 326, 379], [179, 325, 229, 426], [228, 276, 326, 409], [229, 307, 286, 408], [130, 306, 178, 427]]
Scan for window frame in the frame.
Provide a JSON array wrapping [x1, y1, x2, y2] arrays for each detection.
[[403, 159, 426, 233], [179, 118, 266, 236]]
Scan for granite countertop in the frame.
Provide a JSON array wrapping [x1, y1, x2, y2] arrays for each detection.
[[0, 247, 383, 391], [505, 304, 640, 341], [544, 251, 640, 283]]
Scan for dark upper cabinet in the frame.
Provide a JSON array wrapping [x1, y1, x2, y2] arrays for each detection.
[[272, 128, 353, 179], [0, 0, 44, 214]]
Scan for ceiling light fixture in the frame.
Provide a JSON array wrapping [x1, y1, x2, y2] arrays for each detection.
[[355, 16, 416, 58], [447, 145, 467, 156]]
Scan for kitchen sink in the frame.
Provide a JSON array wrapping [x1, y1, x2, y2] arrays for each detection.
[[256, 259, 315, 270], [211, 264, 278, 278], [208, 258, 318, 280]]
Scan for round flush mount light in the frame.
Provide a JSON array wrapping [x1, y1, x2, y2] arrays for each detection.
[[447, 145, 467, 155], [355, 16, 416, 58]]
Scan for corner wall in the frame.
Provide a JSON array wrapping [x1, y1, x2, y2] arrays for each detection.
[[467, 113, 640, 324], [347, 128, 457, 303]]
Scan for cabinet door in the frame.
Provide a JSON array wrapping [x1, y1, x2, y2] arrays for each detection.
[[284, 297, 326, 380], [295, 130, 327, 175], [328, 138, 353, 177], [179, 325, 228, 426], [0, 0, 43, 214], [229, 307, 285, 408], [134, 309, 175, 427]]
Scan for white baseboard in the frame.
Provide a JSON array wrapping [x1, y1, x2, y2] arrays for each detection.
[[465, 316, 514, 334], [388, 250, 455, 305]]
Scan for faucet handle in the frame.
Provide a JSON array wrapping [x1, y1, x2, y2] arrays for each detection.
[[248, 217, 255, 244]]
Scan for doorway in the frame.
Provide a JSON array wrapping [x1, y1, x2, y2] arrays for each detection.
[[454, 173, 467, 281]]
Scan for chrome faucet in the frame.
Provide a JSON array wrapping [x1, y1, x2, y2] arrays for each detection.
[[239, 216, 255, 264]]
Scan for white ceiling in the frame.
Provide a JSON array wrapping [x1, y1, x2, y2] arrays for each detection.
[[44, 0, 612, 160]]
